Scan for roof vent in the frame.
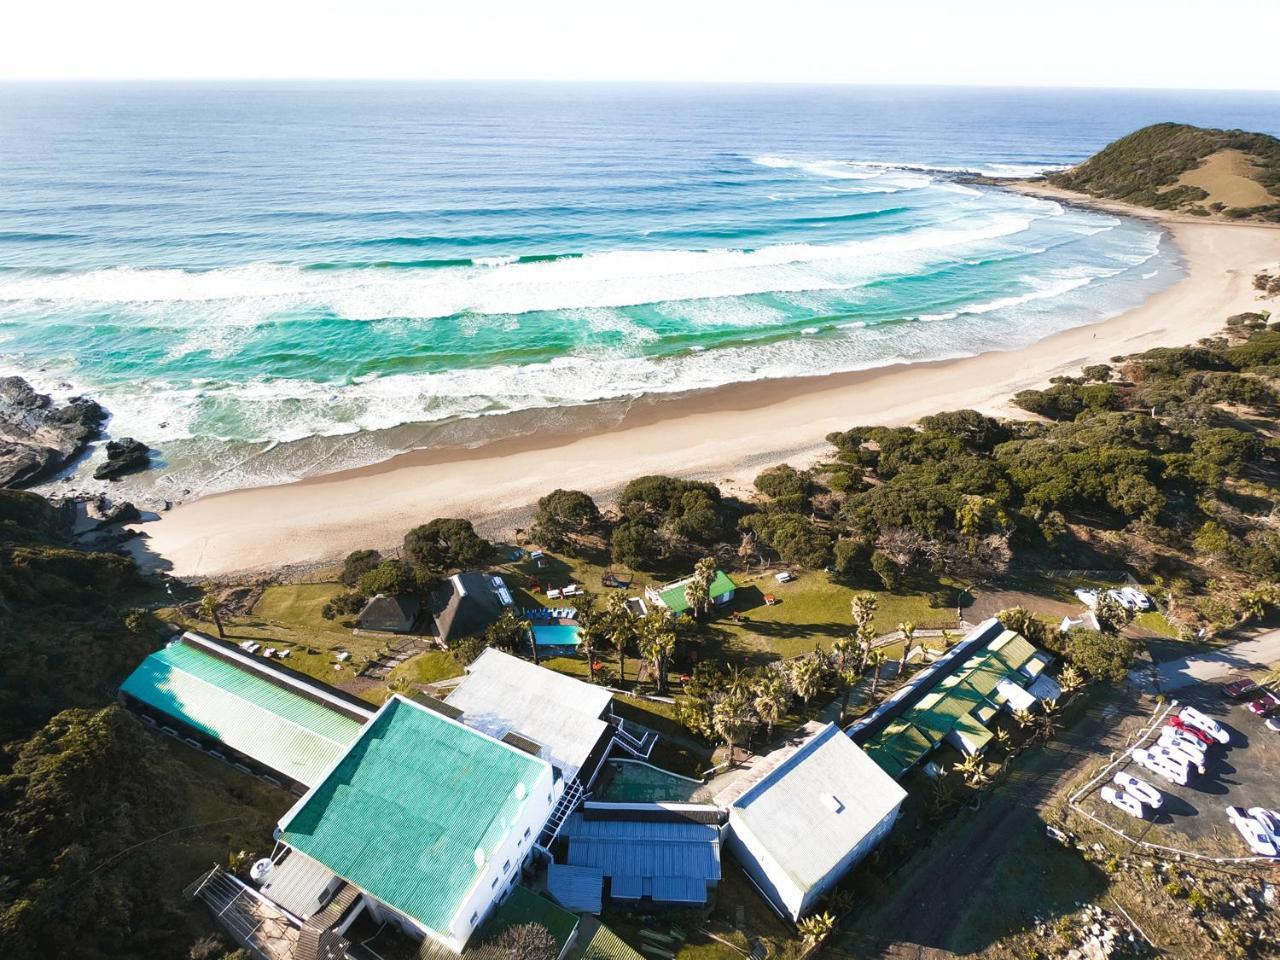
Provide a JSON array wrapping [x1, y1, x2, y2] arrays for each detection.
[[824, 794, 844, 814], [474, 847, 486, 868]]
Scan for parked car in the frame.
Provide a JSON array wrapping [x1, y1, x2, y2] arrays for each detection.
[[1247, 691, 1280, 717], [1179, 707, 1230, 745], [1168, 715, 1216, 747], [1131, 747, 1189, 786], [1227, 806, 1279, 857], [1153, 737, 1206, 774], [1113, 771, 1162, 808], [1248, 807, 1280, 845], [1119, 586, 1153, 611], [1101, 785, 1147, 819], [1161, 726, 1209, 757], [1223, 677, 1261, 700], [1266, 717, 1280, 733]]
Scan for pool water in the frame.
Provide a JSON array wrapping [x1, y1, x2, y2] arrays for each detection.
[[531, 624, 581, 647], [596, 759, 703, 803]]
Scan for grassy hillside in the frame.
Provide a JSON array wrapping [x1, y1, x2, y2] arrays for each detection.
[[1046, 122, 1280, 221]]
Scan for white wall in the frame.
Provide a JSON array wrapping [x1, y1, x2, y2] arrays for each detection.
[[447, 762, 559, 949]]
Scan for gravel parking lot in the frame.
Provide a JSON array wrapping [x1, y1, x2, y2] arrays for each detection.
[[1080, 677, 1280, 857]]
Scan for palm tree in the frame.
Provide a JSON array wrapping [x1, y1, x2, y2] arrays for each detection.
[[639, 621, 677, 695], [684, 578, 710, 621], [1039, 698, 1060, 741], [797, 912, 835, 951], [752, 674, 790, 741], [694, 556, 718, 589], [832, 635, 858, 721], [199, 591, 226, 638], [856, 622, 877, 673], [1011, 707, 1034, 731], [609, 614, 633, 686], [993, 726, 1012, 750], [953, 752, 991, 789], [789, 657, 823, 705], [713, 691, 754, 765], [850, 593, 878, 632], [1057, 663, 1085, 695], [868, 650, 888, 699], [578, 620, 601, 682], [896, 621, 916, 677]]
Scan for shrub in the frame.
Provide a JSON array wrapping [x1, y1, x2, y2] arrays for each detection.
[[358, 560, 417, 597], [610, 520, 663, 570], [870, 550, 901, 590], [403, 518, 492, 571], [341, 549, 383, 587], [832, 538, 871, 577], [530, 489, 601, 551], [753, 464, 811, 512], [1066, 629, 1136, 682]]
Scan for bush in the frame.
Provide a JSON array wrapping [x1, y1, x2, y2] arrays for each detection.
[[753, 464, 811, 511], [610, 520, 663, 570], [322, 591, 368, 620], [870, 550, 901, 590], [341, 549, 383, 587], [740, 512, 833, 569], [530, 489, 601, 551], [358, 560, 417, 597], [403, 518, 492, 572], [1066, 629, 1137, 682], [1081, 363, 1112, 382], [832, 538, 871, 577]]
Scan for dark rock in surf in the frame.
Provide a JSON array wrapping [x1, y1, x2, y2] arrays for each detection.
[[93, 438, 151, 481], [0, 376, 107, 488]]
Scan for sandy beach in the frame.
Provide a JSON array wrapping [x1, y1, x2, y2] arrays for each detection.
[[134, 187, 1280, 578]]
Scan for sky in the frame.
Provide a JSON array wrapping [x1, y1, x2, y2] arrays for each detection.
[[3, 0, 1277, 91]]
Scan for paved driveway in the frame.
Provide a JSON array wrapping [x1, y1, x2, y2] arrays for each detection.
[[1135, 629, 1280, 692]]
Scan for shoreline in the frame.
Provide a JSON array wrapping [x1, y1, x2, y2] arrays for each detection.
[[132, 186, 1280, 578]]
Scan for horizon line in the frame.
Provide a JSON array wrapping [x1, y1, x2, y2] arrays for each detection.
[[1, 77, 1279, 94]]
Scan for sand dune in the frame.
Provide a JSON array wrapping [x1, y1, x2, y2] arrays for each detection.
[[131, 189, 1280, 578], [1165, 149, 1273, 209]]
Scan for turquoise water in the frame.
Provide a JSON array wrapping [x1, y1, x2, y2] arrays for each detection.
[[1, 84, 1277, 495], [531, 625, 581, 648]]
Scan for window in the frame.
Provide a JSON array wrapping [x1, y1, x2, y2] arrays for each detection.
[[523, 827, 531, 840], [503, 859, 511, 874], [491, 876, 498, 888], [469, 912, 479, 928]]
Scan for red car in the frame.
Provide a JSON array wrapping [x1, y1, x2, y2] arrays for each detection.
[[1248, 691, 1280, 717], [1168, 715, 1215, 747], [1223, 677, 1260, 700]]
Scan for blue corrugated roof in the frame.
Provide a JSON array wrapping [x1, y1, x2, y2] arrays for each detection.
[[547, 864, 603, 914], [562, 813, 719, 906], [651, 876, 707, 904], [610, 876, 644, 900]]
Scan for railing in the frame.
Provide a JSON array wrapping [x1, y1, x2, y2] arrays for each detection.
[[538, 778, 584, 848]]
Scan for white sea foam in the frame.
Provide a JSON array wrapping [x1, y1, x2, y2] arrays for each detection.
[[0, 213, 1040, 329]]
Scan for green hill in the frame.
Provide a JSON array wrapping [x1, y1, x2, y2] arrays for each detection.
[[1046, 122, 1280, 221]]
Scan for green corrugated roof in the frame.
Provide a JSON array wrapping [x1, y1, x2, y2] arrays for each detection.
[[658, 570, 736, 614], [952, 713, 993, 752], [572, 921, 645, 960], [864, 629, 1043, 777], [280, 696, 549, 938], [119, 641, 364, 786]]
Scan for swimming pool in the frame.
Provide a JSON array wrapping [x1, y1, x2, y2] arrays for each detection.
[[530, 624, 581, 647]]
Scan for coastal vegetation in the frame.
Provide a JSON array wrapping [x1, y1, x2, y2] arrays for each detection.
[[1046, 122, 1280, 220]]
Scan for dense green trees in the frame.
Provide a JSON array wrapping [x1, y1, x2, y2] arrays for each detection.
[[530, 489, 601, 551], [739, 511, 832, 569], [358, 559, 418, 597], [403, 517, 492, 571], [340, 548, 383, 587], [753, 464, 811, 512]]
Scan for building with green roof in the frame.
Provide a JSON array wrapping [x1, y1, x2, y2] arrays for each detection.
[[276, 695, 558, 953], [647, 569, 737, 616], [118, 632, 371, 792], [850, 619, 1053, 780]]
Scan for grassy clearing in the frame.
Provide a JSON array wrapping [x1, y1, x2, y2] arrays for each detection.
[[388, 649, 463, 687]]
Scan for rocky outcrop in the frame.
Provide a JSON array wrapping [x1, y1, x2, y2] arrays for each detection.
[[93, 437, 151, 481], [0, 377, 107, 488]]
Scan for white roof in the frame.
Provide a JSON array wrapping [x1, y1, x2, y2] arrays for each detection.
[[445, 648, 613, 779], [729, 723, 906, 893], [995, 677, 1037, 713]]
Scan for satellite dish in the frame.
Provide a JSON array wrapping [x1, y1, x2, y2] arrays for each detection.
[[250, 858, 274, 883], [474, 847, 486, 868]]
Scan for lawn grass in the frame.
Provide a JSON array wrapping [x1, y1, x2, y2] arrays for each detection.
[[388, 649, 463, 687]]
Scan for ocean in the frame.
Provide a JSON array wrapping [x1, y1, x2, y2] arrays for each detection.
[[2, 83, 1279, 498]]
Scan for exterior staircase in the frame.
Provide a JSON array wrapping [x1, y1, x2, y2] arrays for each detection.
[[537, 777, 584, 848], [611, 718, 658, 759], [294, 882, 360, 960]]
